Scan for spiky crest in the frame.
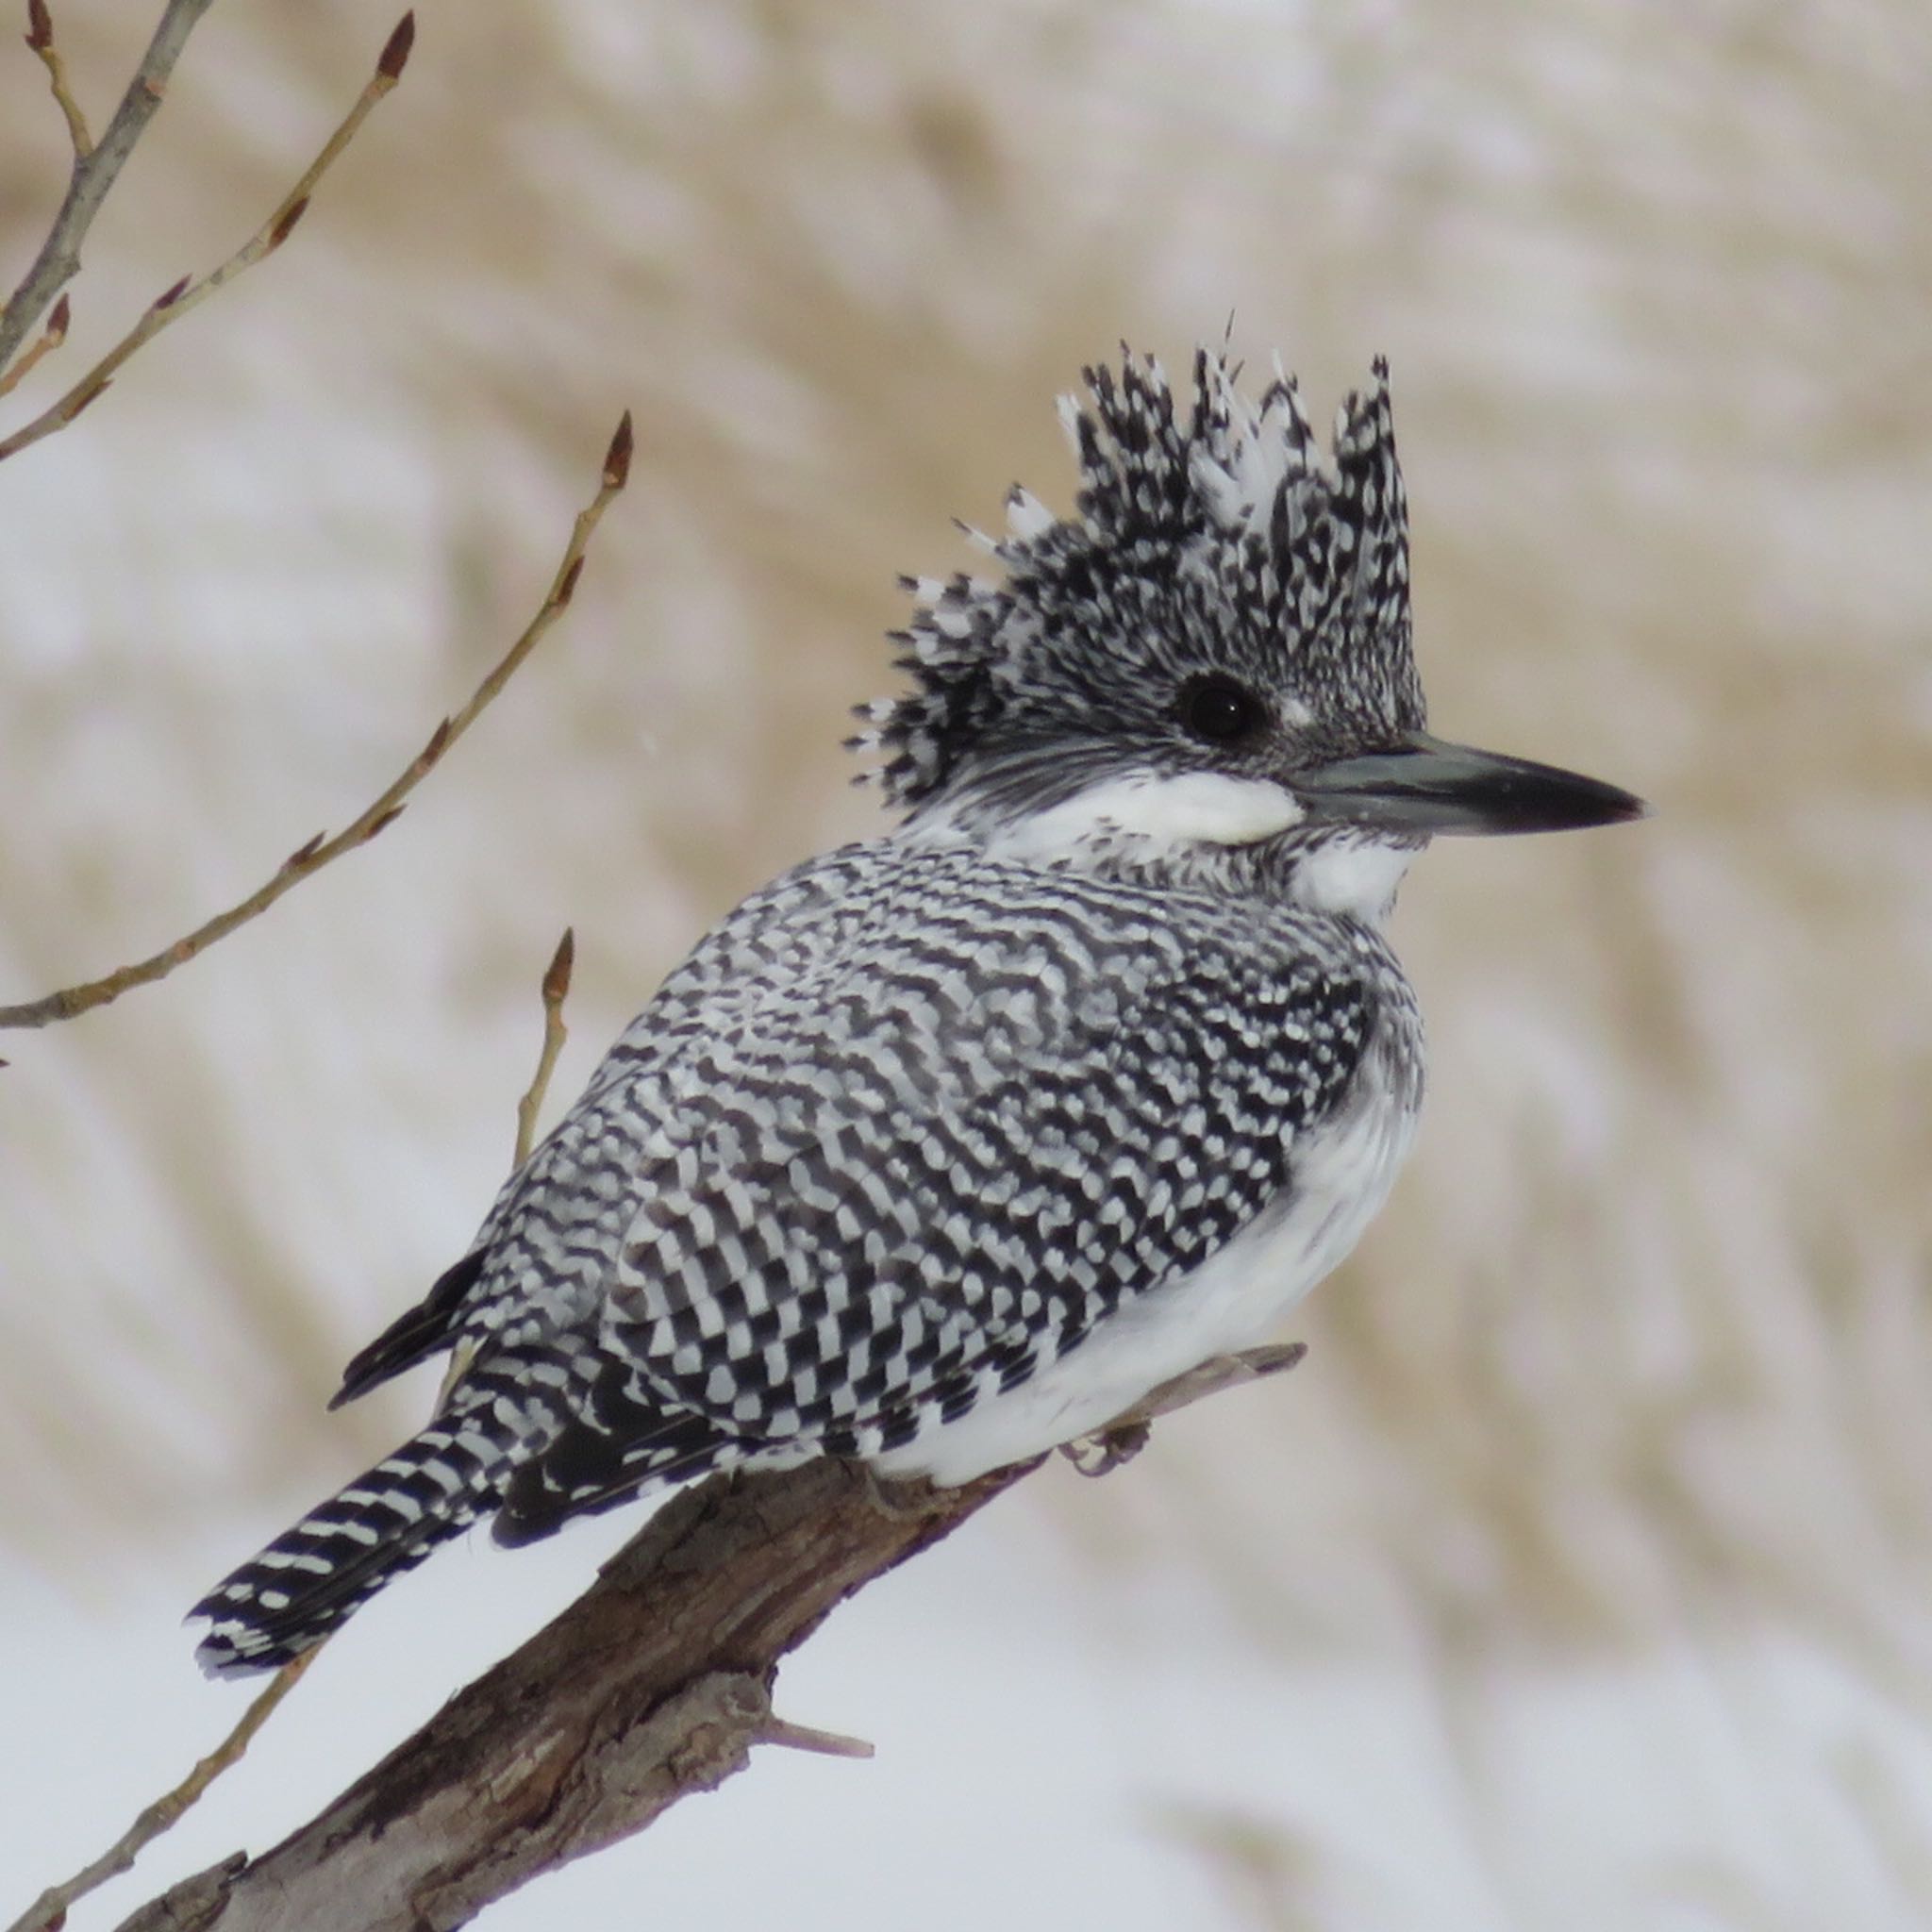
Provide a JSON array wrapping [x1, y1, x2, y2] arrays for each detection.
[[852, 347, 1421, 813]]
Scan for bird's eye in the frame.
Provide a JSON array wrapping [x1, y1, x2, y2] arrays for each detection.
[[1178, 675, 1269, 746]]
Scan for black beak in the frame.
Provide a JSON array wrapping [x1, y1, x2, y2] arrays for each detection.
[[1295, 732, 1651, 837]]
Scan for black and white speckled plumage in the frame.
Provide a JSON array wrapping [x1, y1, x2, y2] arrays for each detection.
[[192, 349, 1445, 1674]]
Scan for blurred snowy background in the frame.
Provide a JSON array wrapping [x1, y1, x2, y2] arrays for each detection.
[[3, 1, 1930, 1926]]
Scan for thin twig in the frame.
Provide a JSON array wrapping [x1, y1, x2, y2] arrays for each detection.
[[514, 928, 575, 1168], [4, 1647, 321, 1932], [757, 1714, 877, 1759], [25, 0, 93, 158], [438, 926, 577, 1408], [0, 0, 218, 379], [0, 13, 417, 464], [0, 291, 68, 400], [0, 409, 634, 1031]]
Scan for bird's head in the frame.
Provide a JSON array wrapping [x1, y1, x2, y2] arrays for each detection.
[[855, 348, 1646, 917]]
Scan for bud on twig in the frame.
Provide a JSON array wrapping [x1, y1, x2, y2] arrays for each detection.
[[268, 198, 309, 252], [25, 0, 51, 56], [153, 275, 191, 311], [541, 928, 575, 1005], [603, 410, 634, 491], [377, 12, 416, 82]]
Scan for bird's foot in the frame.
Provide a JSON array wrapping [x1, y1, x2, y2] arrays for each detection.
[[850, 1461, 940, 1522], [1061, 1342, 1309, 1477], [1060, 1419, 1153, 1478]]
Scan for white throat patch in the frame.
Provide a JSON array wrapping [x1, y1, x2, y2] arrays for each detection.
[[975, 771, 1305, 866], [1287, 834, 1415, 921]]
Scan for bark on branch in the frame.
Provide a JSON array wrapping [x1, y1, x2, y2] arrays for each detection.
[[117, 1457, 1033, 1932], [113, 1348, 1301, 1932]]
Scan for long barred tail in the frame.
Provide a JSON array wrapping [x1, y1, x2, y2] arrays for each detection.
[[192, 1418, 522, 1677]]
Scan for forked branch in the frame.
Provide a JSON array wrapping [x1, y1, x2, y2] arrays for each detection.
[[0, 0, 217, 377], [0, 14, 418, 463], [0, 291, 69, 400]]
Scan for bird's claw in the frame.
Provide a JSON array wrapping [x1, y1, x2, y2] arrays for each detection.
[[1060, 1420, 1153, 1477]]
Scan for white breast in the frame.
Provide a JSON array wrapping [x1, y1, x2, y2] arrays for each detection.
[[873, 1059, 1418, 1486]]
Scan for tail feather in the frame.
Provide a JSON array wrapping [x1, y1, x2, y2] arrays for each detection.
[[329, 1248, 489, 1411], [192, 1418, 520, 1676], [493, 1408, 738, 1547]]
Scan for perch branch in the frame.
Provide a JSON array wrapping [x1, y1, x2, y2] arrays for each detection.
[[109, 1347, 1302, 1932], [0, 13, 417, 464], [0, 0, 217, 379], [0, 410, 633, 1033]]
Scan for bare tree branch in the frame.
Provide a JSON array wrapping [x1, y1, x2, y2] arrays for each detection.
[[0, 0, 218, 378], [0, 13, 417, 465], [107, 1349, 1301, 1932], [0, 408, 633, 1032]]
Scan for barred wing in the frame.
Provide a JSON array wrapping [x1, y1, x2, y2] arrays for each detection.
[[500, 853, 1374, 1533]]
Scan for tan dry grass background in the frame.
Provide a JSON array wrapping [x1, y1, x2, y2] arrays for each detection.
[[2, 0, 1930, 1922]]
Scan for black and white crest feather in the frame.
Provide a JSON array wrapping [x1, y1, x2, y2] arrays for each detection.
[[857, 347, 1424, 814]]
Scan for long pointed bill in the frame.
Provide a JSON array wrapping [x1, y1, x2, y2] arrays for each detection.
[[1295, 732, 1650, 837]]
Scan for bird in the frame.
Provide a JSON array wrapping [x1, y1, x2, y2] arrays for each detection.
[[192, 346, 1647, 1675]]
